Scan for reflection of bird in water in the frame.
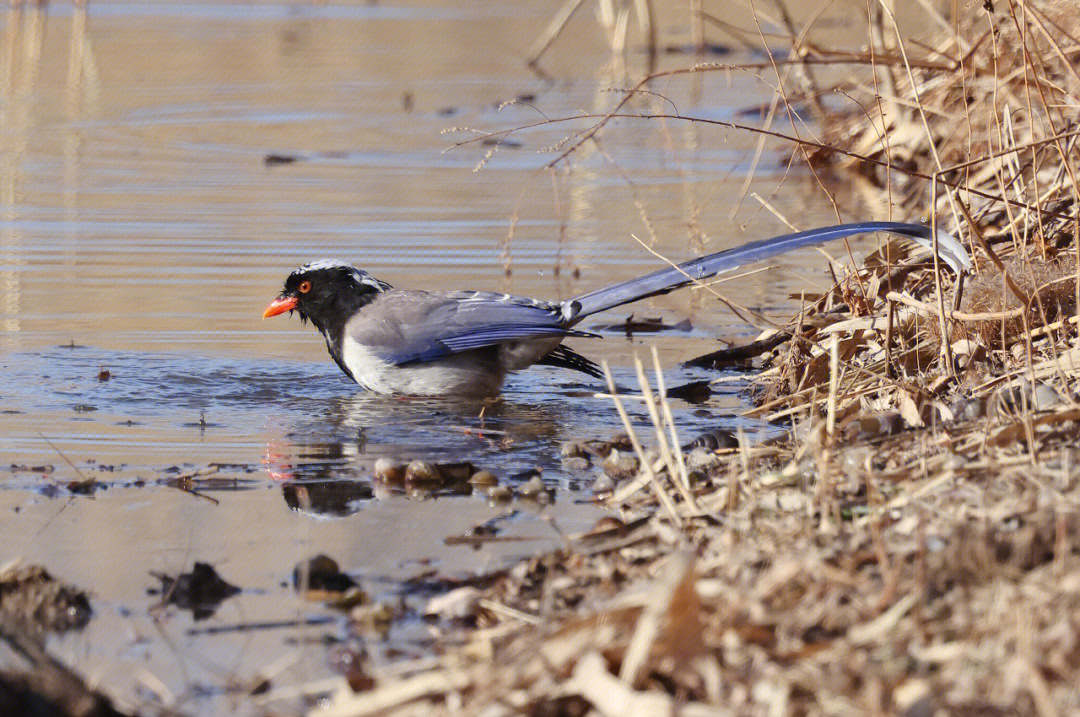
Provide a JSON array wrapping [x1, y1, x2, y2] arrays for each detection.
[[263, 223, 970, 397], [266, 436, 372, 517], [264, 393, 575, 518], [325, 393, 567, 444], [263, 443, 296, 482]]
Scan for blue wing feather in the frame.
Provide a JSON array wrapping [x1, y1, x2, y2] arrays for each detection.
[[353, 290, 581, 366], [439, 326, 591, 354]]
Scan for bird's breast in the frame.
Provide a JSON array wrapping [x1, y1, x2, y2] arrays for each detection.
[[339, 337, 506, 397]]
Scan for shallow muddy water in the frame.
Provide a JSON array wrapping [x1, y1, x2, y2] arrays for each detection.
[[0, 1, 895, 712]]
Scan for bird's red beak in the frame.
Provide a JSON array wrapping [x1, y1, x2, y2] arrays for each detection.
[[262, 296, 298, 319]]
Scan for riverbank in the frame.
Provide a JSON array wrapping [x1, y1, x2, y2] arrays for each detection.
[[313, 3, 1080, 715]]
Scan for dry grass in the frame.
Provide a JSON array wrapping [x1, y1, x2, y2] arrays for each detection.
[[305, 3, 1080, 716]]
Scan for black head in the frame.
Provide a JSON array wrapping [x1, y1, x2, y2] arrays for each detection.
[[263, 260, 391, 336]]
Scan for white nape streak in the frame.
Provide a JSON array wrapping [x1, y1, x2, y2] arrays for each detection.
[[292, 260, 391, 291], [295, 259, 353, 273]]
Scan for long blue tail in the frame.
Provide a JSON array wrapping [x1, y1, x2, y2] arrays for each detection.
[[564, 222, 970, 321]]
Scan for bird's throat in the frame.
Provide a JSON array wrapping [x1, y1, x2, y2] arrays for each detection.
[[313, 289, 382, 382]]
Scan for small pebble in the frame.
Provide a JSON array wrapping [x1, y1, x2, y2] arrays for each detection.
[[1032, 382, 1062, 411], [404, 460, 441, 484], [373, 458, 405, 482], [685, 447, 715, 471], [518, 475, 547, 498], [561, 456, 590, 471], [591, 475, 615, 495], [591, 516, 625, 532], [992, 381, 1032, 415], [952, 397, 984, 422], [486, 485, 512, 502], [468, 470, 498, 486], [559, 441, 588, 458], [602, 450, 639, 479]]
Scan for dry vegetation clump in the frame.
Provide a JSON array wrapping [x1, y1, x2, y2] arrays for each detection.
[[306, 3, 1080, 716], [311, 356, 1080, 716], [738, 0, 1080, 426], [949, 253, 1076, 348]]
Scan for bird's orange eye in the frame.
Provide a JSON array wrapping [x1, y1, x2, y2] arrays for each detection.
[[298, 280, 312, 294]]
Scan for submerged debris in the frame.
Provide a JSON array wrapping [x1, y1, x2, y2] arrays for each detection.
[[263, 153, 298, 166], [0, 562, 91, 634], [150, 562, 240, 620], [0, 564, 112, 715], [684, 428, 738, 451], [0, 626, 129, 717], [666, 379, 712, 404], [590, 314, 693, 335], [423, 587, 482, 623], [293, 554, 358, 594]]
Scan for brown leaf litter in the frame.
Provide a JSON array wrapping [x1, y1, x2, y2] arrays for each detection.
[[303, 3, 1080, 715]]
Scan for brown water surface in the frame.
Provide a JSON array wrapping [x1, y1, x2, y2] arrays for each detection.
[[0, 1, 899, 712]]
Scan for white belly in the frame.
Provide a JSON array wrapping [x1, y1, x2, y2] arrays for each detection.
[[340, 338, 507, 397]]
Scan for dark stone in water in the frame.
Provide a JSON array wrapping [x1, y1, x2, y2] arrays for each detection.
[[436, 461, 475, 482], [480, 138, 522, 148], [508, 468, 542, 483], [151, 562, 240, 621], [663, 42, 731, 55], [668, 380, 712, 404], [590, 315, 693, 335], [685, 429, 738, 451], [264, 153, 298, 166], [293, 555, 357, 594]]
